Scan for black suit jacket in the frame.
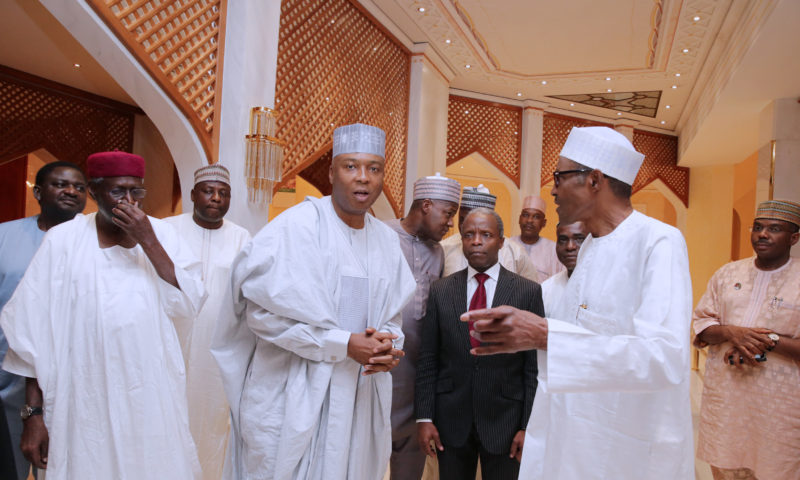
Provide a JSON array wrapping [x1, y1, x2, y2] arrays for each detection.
[[415, 266, 543, 455]]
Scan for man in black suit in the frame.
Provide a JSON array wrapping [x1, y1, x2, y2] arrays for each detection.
[[416, 208, 542, 480]]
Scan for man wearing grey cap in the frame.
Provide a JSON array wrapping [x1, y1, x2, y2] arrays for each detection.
[[384, 173, 460, 480], [214, 123, 415, 480], [462, 127, 693, 479], [165, 164, 251, 480], [441, 185, 539, 282]]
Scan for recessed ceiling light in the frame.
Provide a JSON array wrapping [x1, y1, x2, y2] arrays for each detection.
[[331, 20, 335, 24], [541, 80, 547, 85], [514, 131, 518, 135], [445, 39, 451, 44], [506, 120, 510, 124], [682, 48, 689, 53], [672, 85, 677, 89], [605, 77, 611, 81], [693, 15, 700, 21], [325, 97, 330, 101], [465, 64, 471, 69], [617, 112, 622, 116], [464, 110, 469, 114], [73, 63, 81, 68], [661, 121, 666, 124], [570, 103, 575, 106], [675, 73, 681, 77], [418, 7, 425, 12], [607, 88, 612, 92], [330, 123, 334, 127], [666, 105, 671, 109], [516, 92, 522, 97]]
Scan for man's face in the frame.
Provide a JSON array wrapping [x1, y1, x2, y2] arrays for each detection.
[[420, 199, 458, 241], [551, 157, 593, 225], [461, 212, 504, 272], [34, 167, 87, 219], [556, 221, 587, 273], [191, 181, 231, 225], [519, 208, 546, 239], [750, 218, 799, 262], [329, 152, 384, 217], [89, 176, 145, 222]]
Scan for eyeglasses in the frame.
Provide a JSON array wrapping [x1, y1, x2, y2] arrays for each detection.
[[109, 187, 147, 201], [553, 169, 592, 187]]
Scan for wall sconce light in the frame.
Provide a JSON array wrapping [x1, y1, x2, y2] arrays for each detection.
[[245, 107, 285, 204]]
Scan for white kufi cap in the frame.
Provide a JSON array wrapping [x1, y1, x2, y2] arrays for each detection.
[[333, 123, 386, 159], [559, 126, 644, 185]]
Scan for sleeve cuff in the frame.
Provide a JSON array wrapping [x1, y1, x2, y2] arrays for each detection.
[[324, 329, 351, 362], [2, 349, 36, 378], [416, 418, 433, 423], [693, 318, 720, 335]]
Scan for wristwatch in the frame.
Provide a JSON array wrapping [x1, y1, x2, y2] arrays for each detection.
[[20, 404, 43, 421], [767, 333, 780, 351]]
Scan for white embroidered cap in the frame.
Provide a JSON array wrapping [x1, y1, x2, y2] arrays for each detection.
[[559, 127, 645, 185], [333, 123, 386, 159]]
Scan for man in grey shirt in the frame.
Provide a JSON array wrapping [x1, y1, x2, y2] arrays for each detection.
[[385, 173, 460, 480]]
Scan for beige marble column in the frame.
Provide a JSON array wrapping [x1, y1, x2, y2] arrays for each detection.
[[519, 101, 547, 199]]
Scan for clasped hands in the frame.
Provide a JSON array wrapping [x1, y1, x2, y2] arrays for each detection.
[[693, 325, 775, 367], [347, 327, 404, 375]]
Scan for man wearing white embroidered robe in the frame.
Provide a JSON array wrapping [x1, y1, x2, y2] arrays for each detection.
[[462, 127, 694, 479], [213, 123, 415, 480], [541, 221, 587, 316], [0, 151, 205, 479], [166, 164, 251, 480]]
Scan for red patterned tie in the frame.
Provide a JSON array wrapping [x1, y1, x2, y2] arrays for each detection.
[[468, 273, 489, 348]]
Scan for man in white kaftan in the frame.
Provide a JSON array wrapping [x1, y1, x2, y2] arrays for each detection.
[[463, 127, 694, 479], [540, 221, 587, 316], [0, 151, 205, 479], [166, 164, 251, 480], [213, 124, 415, 480]]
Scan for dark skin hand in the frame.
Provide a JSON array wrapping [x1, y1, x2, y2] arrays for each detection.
[[461, 306, 548, 355], [348, 327, 404, 375], [109, 200, 179, 289], [21, 377, 48, 469], [417, 422, 444, 457], [509, 430, 525, 462], [694, 325, 774, 366]]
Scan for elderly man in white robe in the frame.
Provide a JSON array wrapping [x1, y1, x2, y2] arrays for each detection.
[[462, 127, 694, 479], [0, 151, 205, 479], [166, 164, 251, 480], [213, 123, 415, 480]]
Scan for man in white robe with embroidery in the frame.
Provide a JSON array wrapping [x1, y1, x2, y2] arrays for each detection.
[[213, 123, 415, 480], [1, 151, 205, 479], [463, 127, 694, 479], [166, 164, 251, 480], [541, 221, 587, 316]]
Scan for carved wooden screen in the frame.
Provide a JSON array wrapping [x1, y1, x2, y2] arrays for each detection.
[[88, 0, 224, 161], [276, 0, 411, 216], [541, 113, 611, 186], [0, 66, 137, 172], [632, 131, 688, 206], [446, 95, 522, 186]]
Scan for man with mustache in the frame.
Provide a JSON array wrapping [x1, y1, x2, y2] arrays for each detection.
[[166, 164, 251, 480], [462, 126, 694, 479], [510, 195, 564, 282], [540, 221, 587, 316], [693, 199, 800, 480], [214, 123, 415, 479], [384, 173, 460, 480], [416, 208, 540, 479], [0, 161, 86, 480], [1, 151, 205, 479]]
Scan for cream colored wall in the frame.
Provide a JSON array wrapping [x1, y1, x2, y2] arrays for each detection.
[[631, 188, 677, 227], [268, 176, 323, 221]]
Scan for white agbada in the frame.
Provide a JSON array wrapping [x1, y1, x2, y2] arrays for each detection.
[[519, 210, 693, 479], [212, 196, 415, 480], [0, 213, 205, 480], [165, 213, 251, 480], [541, 269, 568, 316]]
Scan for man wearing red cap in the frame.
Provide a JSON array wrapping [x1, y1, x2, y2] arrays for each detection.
[[0, 151, 206, 479]]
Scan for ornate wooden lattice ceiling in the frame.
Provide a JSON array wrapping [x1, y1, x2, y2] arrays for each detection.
[[0, 66, 138, 171], [88, 0, 223, 161], [446, 95, 522, 186], [276, 0, 411, 216]]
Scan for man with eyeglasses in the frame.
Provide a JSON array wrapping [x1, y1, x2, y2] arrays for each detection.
[[1, 151, 206, 479], [0, 161, 86, 480], [165, 164, 250, 480], [693, 199, 800, 480], [461, 126, 694, 479]]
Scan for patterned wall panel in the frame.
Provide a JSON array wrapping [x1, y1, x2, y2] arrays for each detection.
[[541, 113, 610, 186], [632, 131, 688, 206], [276, 0, 410, 216], [0, 67, 137, 172], [298, 150, 333, 197], [446, 95, 522, 186], [88, 0, 223, 161]]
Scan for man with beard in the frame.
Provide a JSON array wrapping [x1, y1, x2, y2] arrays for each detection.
[[384, 173, 460, 480], [166, 164, 251, 480], [0, 161, 86, 480], [693, 200, 800, 480], [541, 221, 587, 316], [213, 123, 415, 479], [1, 151, 205, 479], [510, 195, 564, 282], [462, 126, 694, 479]]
